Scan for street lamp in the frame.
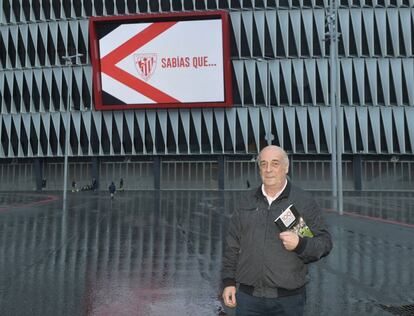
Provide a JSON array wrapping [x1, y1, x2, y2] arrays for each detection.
[[326, 0, 343, 214], [61, 53, 83, 211], [258, 58, 274, 145], [265, 60, 274, 145]]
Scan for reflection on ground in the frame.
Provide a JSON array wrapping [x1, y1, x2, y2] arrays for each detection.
[[0, 190, 413, 315], [317, 191, 414, 225]]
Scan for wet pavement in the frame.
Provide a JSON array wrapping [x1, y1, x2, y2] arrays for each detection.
[[0, 190, 414, 316]]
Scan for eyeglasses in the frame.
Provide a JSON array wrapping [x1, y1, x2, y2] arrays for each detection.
[[259, 160, 281, 170]]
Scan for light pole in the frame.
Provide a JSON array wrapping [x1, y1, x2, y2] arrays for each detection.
[[62, 54, 83, 211], [326, 0, 343, 214], [334, 0, 343, 215], [265, 60, 274, 145], [258, 58, 274, 145]]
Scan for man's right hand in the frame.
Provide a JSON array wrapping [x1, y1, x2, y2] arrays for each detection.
[[222, 286, 237, 308]]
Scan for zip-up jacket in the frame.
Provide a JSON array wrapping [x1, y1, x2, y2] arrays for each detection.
[[221, 181, 332, 296]]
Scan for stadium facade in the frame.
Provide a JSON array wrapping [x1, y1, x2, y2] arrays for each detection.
[[1, 0, 413, 191]]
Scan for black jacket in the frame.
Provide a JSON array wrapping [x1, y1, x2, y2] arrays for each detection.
[[221, 181, 332, 294]]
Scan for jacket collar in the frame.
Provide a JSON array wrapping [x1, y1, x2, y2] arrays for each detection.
[[255, 179, 291, 202]]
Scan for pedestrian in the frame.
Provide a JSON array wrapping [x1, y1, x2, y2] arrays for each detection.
[[119, 178, 124, 191], [221, 145, 333, 316], [92, 178, 97, 191], [109, 181, 116, 199], [71, 180, 77, 192]]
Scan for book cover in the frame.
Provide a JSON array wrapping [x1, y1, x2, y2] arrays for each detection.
[[274, 204, 314, 238]]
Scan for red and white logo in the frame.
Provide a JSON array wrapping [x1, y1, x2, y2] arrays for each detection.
[[282, 210, 294, 222], [134, 54, 157, 81], [280, 208, 295, 227]]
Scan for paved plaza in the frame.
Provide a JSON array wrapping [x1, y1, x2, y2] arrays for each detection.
[[0, 190, 413, 316]]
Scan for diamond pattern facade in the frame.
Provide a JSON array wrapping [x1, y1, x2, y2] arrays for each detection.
[[1, 1, 413, 159]]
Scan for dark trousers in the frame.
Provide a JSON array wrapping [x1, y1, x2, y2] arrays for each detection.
[[235, 289, 306, 316]]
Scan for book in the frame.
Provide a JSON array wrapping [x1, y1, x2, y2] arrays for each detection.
[[274, 204, 314, 238]]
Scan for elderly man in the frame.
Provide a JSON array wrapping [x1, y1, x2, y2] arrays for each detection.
[[221, 145, 332, 316]]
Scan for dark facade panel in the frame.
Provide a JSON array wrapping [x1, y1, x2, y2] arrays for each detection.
[[0, 2, 414, 158]]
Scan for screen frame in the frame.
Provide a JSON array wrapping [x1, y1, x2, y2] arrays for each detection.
[[89, 11, 233, 110]]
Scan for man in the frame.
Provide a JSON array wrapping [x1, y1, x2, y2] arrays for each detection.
[[92, 178, 97, 191], [71, 180, 78, 192], [221, 145, 332, 316], [109, 181, 116, 199]]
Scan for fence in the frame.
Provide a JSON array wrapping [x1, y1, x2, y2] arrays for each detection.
[[99, 162, 153, 190], [0, 162, 34, 191], [0, 157, 413, 191], [160, 161, 218, 190]]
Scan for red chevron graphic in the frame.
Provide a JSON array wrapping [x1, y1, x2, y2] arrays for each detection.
[[101, 22, 179, 103]]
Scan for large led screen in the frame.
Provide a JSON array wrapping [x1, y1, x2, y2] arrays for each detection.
[[89, 11, 232, 110]]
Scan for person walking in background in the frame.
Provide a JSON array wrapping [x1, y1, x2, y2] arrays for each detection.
[[92, 178, 97, 191], [221, 145, 333, 316], [109, 181, 116, 199], [71, 180, 78, 192], [119, 178, 124, 191]]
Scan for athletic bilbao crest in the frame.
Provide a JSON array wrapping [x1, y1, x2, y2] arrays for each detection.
[[134, 54, 157, 81]]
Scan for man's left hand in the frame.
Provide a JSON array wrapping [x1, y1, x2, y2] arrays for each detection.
[[279, 231, 299, 251]]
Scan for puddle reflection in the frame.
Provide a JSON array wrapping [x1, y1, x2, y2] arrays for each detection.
[[315, 191, 414, 224], [0, 190, 413, 315]]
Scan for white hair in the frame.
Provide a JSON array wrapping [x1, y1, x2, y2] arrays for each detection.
[[257, 145, 289, 166]]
